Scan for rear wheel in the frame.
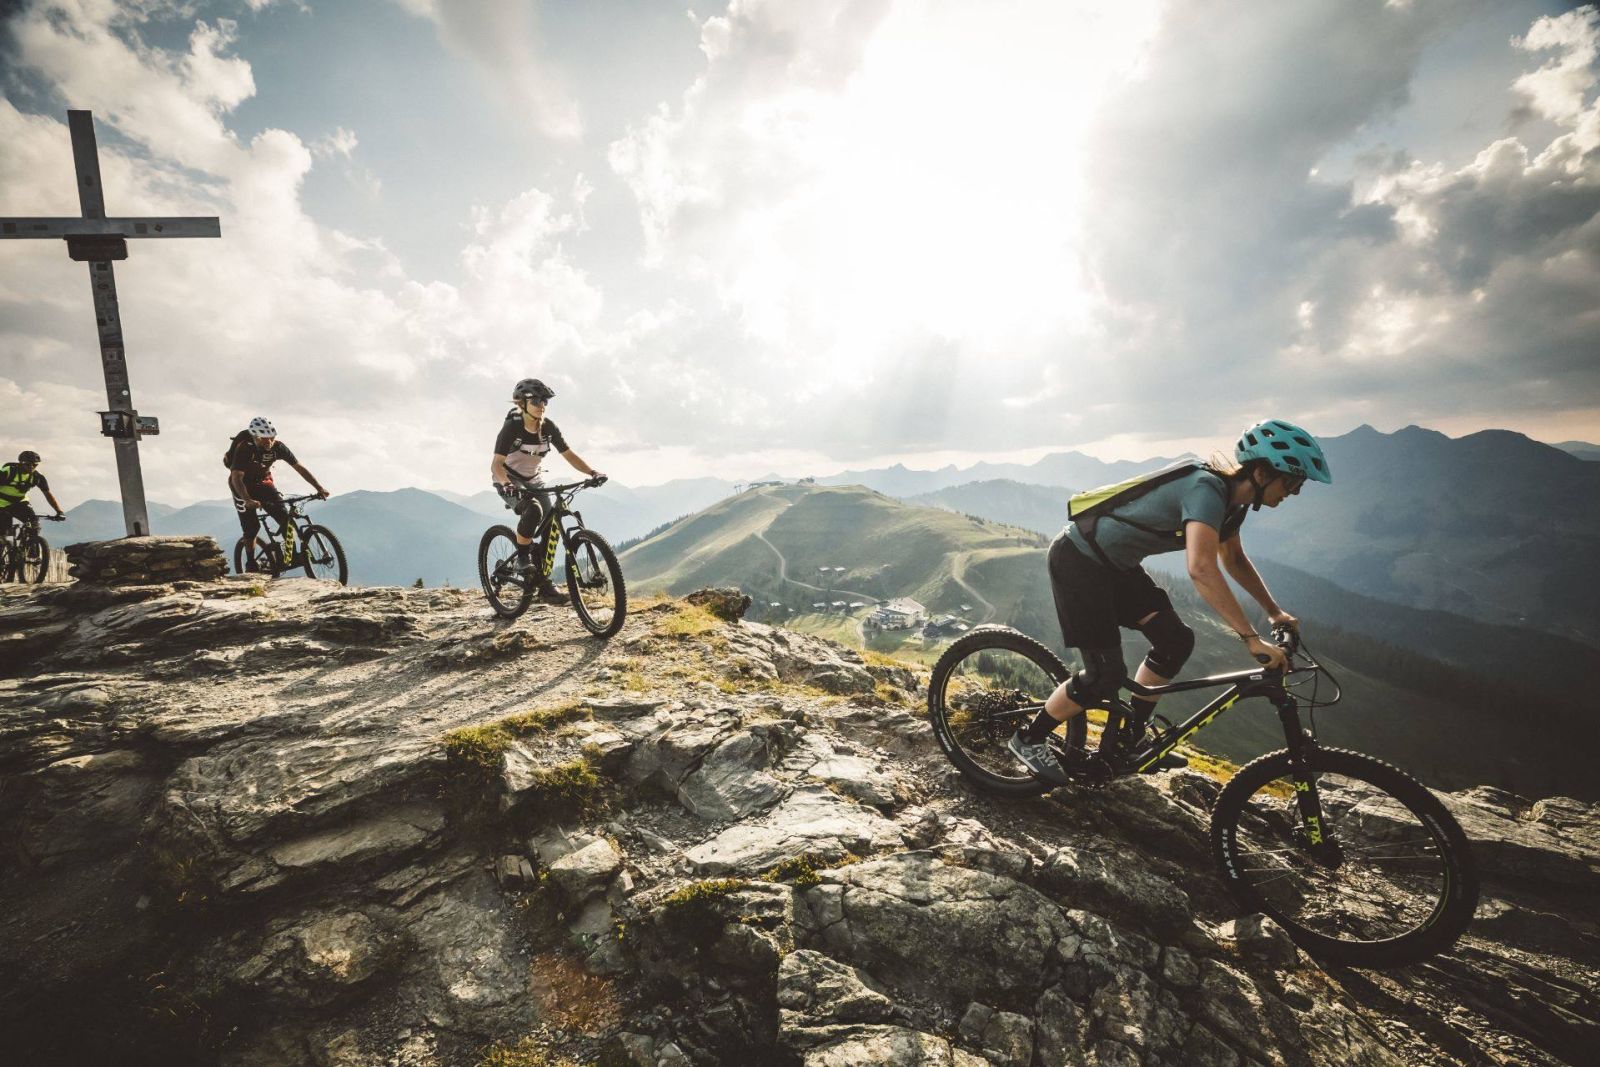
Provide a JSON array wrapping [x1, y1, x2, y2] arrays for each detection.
[[234, 536, 277, 576], [564, 528, 626, 638], [300, 524, 348, 585], [479, 525, 532, 618], [1210, 746, 1478, 967], [21, 533, 48, 583], [927, 627, 1085, 796]]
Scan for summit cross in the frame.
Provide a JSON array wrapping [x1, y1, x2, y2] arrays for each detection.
[[0, 109, 221, 537]]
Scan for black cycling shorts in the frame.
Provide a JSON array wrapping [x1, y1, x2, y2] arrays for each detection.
[[1048, 531, 1171, 650]]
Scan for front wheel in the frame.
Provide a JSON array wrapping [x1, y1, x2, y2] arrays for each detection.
[[479, 525, 532, 619], [300, 524, 348, 585], [927, 627, 1086, 796], [1211, 746, 1478, 968], [565, 528, 626, 638], [21, 534, 49, 583]]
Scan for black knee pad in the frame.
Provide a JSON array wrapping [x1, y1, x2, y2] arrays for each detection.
[[516, 498, 545, 539], [1066, 646, 1127, 707], [1140, 609, 1194, 678]]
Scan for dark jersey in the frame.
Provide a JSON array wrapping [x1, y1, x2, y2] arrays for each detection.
[[230, 439, 297, 485], [494, 416, 568, 481]]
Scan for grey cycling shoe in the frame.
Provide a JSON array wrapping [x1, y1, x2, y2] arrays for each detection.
[[1008, 731, 1072, 786]]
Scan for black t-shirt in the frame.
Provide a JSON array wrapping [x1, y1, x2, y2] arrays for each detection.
[[230, 439, 297, 485], [494, 416, 568, 481]]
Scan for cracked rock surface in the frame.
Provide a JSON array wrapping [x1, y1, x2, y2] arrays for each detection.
[[1, 578, 1596, 1066]]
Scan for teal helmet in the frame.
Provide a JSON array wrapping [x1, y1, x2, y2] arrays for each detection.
[[1235, 419, 1331, 484]]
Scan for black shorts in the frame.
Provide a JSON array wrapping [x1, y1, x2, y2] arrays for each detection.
[[1048, 532, 1171, 650]]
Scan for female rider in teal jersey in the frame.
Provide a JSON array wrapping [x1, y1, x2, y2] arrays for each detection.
[[1009, 419, 1333, 785]]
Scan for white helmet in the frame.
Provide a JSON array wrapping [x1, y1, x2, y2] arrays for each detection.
[[248, 417, 277, 440]]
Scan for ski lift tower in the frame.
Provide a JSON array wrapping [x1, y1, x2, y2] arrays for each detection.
[[0, 110, 221, 537]]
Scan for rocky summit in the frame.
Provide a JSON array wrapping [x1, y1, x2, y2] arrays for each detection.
[[0, 577, 1596, 1067]]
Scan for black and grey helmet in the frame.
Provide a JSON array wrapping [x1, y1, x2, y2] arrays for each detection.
[[18, 450, 41, 464], [512, 378, 555, 403]]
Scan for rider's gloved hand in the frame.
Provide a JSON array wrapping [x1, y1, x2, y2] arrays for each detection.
[[495, 482, 517, 509], [315, 489, 330, 500], [1268, 610, 1299, 632], [1244, 634, 1288, 671], [590, 472, 608, 486]]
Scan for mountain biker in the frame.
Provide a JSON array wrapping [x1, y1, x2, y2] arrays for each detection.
[[228, 418, 329, 564], [0, 450, 67, 541], [1010, 419, 1332, 785], [490, 378, 606, 604]]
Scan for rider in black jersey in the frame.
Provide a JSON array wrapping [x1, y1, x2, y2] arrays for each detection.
[[490, 378, 606, 603], [1010, 420, 1332, 784]]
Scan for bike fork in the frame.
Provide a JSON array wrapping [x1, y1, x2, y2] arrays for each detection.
[[1276, 699, 1333, 854]]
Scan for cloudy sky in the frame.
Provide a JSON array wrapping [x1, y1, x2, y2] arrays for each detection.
[[2, 0, 1597, 506]]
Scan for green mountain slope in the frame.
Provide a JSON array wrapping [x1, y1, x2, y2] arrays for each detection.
[[617, 483, 1596, 799]]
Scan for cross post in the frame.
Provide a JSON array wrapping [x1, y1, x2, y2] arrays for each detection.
[[1, 109, 221, 537]]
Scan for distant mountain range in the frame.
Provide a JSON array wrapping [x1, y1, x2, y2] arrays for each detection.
[[44, 424, 1597, 644], [1552, 439, 1600, 461]]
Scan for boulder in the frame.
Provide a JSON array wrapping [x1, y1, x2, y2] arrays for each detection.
[[65, 536, 228, 585], [686, 785, 904, 875], [686, 587, 752, 621]]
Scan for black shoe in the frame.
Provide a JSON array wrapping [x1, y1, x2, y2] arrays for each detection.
[[535, 581, 567, 605]]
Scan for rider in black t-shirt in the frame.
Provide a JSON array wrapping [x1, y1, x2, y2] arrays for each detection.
[[228, 417, 329, 560], [490, 379, 606, 602]]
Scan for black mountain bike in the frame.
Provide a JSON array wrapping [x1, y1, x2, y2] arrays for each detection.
[[233, 495, 348, 585], [478, 476, 626, 637], [0, 513, 63, 583], [928, 625, 1477, 968]]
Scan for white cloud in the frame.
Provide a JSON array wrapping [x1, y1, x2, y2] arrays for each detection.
[[390, 0, 582, 141], [0, 1, 604, 506]]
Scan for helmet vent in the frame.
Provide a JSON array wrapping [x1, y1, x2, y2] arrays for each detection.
[[1271, 441, 1290, 450]]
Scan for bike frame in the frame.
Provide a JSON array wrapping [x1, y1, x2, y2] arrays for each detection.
[[245, 495, 319, 569], [506, 477, 599, 582], [1045, 643, 1335, 857]]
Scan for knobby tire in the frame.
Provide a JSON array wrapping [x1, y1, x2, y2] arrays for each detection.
[[1210, 746, 1478, 968]]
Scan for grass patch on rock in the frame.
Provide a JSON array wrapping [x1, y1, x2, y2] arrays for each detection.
[[442, 700, 590, 779], [476, 1037, 582, 1067], [652, 602, 725, 640], [522, 757, 606, 822], [658, 878, 748, 943], [761, 851, 861, 888]]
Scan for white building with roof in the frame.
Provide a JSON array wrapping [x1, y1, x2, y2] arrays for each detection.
[[869, 597, 926, 630]]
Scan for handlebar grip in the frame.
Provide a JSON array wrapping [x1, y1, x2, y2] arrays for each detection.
[[1254, 653, 1273, 665]]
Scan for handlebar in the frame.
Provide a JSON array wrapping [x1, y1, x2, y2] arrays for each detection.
[[499, 475, 607, 505], [280, 494, 325, 505], [43, 514, 66, 522]]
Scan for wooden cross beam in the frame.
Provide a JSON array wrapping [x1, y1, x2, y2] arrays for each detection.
[[0, 110, 221, 537]]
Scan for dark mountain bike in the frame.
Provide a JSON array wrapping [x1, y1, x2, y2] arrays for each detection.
[[478, 476, 626, 638], [0, 513, 63, 583], [928, 624, 1478, 968], [233, 495, 348, 585]]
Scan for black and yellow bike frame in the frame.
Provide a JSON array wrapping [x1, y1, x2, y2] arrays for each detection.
[[1086, 663, 1333, 855]]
